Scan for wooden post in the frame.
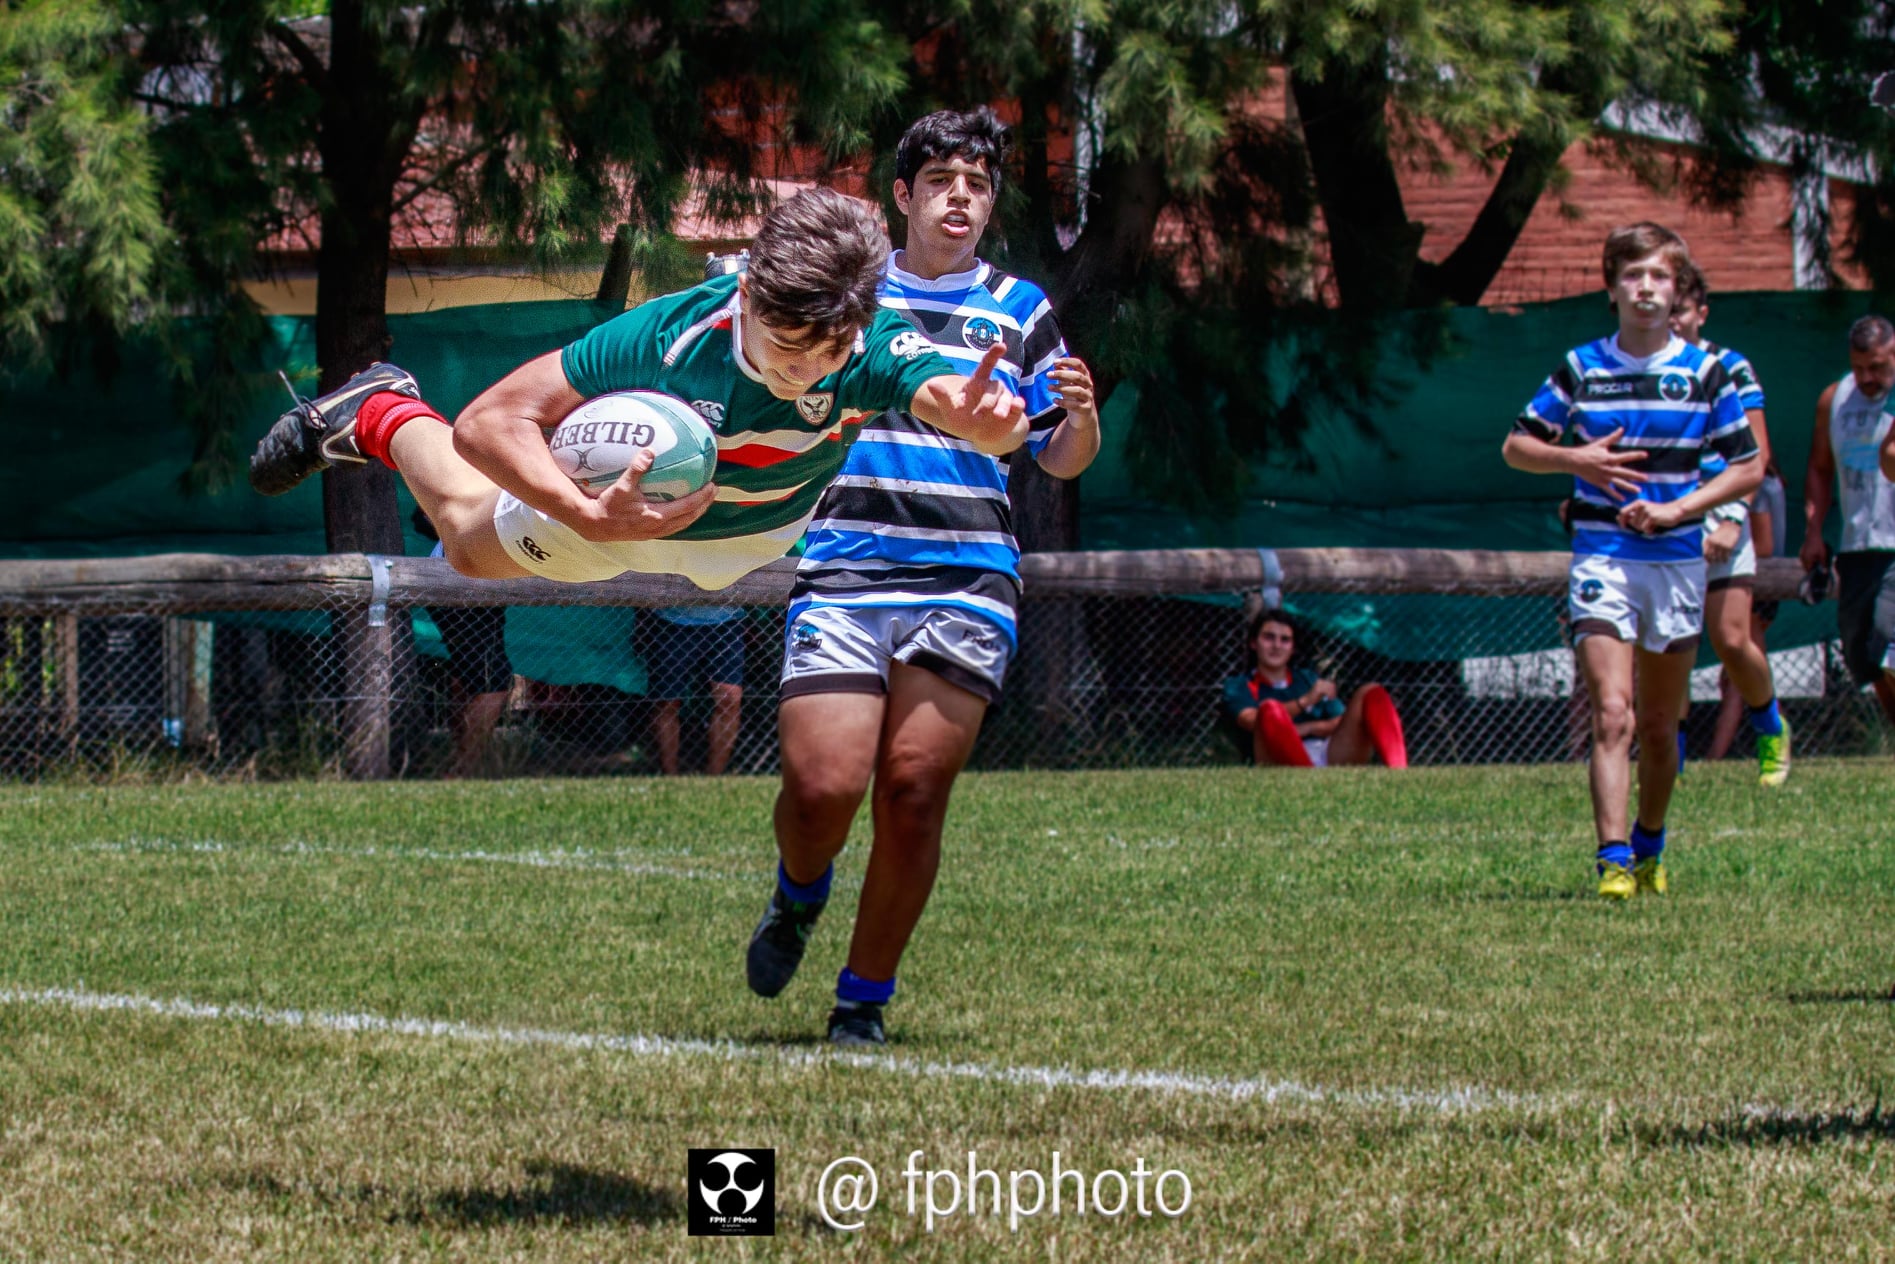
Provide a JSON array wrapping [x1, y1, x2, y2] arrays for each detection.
[[339, 608, 391, 780], [339, 556, 394, 780], [50, 614, 78, 759], [163, 618, 216, 751]]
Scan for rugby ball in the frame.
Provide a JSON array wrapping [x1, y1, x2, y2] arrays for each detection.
[[548, 391, 718, 501]]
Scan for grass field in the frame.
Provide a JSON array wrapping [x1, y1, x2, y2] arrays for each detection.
[[1, 761, 1891, 1260]]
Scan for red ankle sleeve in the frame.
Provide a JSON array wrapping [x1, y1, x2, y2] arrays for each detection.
[[356, 394, 446, 469]]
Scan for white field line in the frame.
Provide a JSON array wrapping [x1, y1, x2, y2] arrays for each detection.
[[74, 838, 739, 883], [0, 985, 1553, 1116]]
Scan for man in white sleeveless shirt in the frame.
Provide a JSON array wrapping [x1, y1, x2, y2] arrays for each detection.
[[1802, 314, 1895, 726]]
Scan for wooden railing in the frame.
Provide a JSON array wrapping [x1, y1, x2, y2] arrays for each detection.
[[0, 550, 1820, 778]]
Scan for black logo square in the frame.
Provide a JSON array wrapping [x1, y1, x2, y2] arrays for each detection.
[[687, 1148, 775, 1236]]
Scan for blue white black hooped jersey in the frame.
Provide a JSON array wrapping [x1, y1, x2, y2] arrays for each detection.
[[1513, 333, 1758, 563], [790, 257, 1069, 643], [1707, 340, 1765, 413], [1699, 339, 1765, 498]]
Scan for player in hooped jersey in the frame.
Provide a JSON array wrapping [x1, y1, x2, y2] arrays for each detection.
[[246, 189, 1027, 592], [743, 110, 1102, 1047], [1504, 223, 1760, 900], [1669, 263, 1791, 786]]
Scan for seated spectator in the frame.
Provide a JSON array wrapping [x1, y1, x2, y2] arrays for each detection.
[[432, 605, 513, 777], [1222, 608, 1408, 768], [646, 605, 746, 775]]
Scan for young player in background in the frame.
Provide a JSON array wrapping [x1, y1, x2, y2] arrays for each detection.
[[1668, 264, 1791, 785], [743, 109, 1101, 1046], [1502, 224, 1760, 899]]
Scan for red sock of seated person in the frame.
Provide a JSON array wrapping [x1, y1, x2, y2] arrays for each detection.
[[1361, 684, 1408, 769], [354, 393, 447, 470], [1254, 700, 1314, 767]]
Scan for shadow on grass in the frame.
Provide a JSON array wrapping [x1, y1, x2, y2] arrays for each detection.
[[1784, 988, 1895, 1005], [1468, 887, 1587, 903], [220, 1160, 684, 1228], [1655, 1105, 1895, 1149], [406, 1160, 682, 1228]]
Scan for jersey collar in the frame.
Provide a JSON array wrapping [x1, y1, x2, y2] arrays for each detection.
[[1606, 331, 1684, 369], [726, 292, 767, 386], [887, 253, 988, 292]]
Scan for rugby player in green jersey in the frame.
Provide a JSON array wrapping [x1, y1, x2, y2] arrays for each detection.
[[249, 188, 1027, 591]]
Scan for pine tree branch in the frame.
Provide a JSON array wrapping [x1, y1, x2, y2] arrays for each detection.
[[391, 144, 493, 213], [263, 20, 326, 92]]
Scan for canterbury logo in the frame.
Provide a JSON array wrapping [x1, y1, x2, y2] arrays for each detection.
[[889, 330, 931, 360]]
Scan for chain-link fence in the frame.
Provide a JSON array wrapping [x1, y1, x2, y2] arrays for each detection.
[[0, 550, 1885, 780]]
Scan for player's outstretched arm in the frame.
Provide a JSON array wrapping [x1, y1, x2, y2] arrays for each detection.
[[1882, 415, 1895, 482], [454, 351, 714, 543], [908, 342, 1029, 455]]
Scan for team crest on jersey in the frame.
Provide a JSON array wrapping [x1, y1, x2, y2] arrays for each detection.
[[795, 392, 834, 424], [1658, 372, 1690, 402], [690, 400, 726, 424], [962, 317, 1001, 351]]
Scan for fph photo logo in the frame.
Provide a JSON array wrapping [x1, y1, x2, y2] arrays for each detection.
[[687, 1148, 775, 1236]]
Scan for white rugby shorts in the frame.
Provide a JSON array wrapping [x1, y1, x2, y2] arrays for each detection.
[[779, 603, 1013, 705], [1568, 553, 1706, 653], [1704, 512, 1757, 587], [491, 491, 807, 590]]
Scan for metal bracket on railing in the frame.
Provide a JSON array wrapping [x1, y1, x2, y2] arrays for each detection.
[[366, 554, 393, 628], [1256, 547, 1282, 609]]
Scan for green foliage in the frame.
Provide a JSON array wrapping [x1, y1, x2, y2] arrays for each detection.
[[3, 1, 917, 494], [1686, 1, 1895, 287], [0, 0, 169, 365]]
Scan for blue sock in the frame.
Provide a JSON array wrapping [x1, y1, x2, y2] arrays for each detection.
[[1597, 842, 1634, 873], [778, 861, 832, 904], [1748, 697, 1784, 736], [836, 967, 895, 1006], [1630, 822, 1666, 862], [1676, 724, 1688, 773]]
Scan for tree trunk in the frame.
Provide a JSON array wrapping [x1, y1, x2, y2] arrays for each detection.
[[1005, 153, 1168, 763], [1406, 129, 1573, 307], [314, 0, 421, 778], [315, 3, 406, 555], [1293, 50, 1592, 311], [1022, 152, 1167, 554], [1290, 57, 1424, 311]]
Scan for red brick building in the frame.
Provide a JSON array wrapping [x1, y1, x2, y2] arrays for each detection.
[[249, 85, 1871, 314]]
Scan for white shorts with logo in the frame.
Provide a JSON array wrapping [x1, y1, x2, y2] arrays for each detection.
[[1704, 513, 1757, 588], [779, 603, 1013, 705], [1569, 554, 1706, 653], [491, 492, 808, 590]]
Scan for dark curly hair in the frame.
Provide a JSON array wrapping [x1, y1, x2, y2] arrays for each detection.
[[745, 188, 888, 343], [895, 107, 1011, 196]]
